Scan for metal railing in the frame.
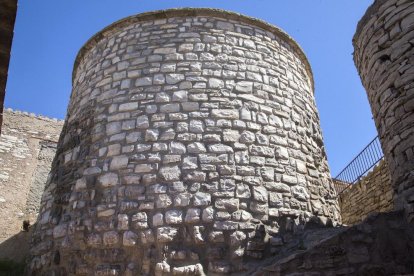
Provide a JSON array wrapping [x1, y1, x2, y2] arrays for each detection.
[[333, 136, 384, 195]]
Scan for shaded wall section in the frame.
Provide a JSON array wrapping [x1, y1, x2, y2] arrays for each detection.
[[353, 0, 414, 221], [338, 160, 393, 225], [0, 0, 18, 134], [0, 109, 63, 262]]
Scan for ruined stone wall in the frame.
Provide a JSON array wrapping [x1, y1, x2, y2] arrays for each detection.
[[0, 109, 63, 262], [30, 8, 340, 275], [254, 210, 414, 276], [353, 0, 414, 221], [338, 160, 393, 225]]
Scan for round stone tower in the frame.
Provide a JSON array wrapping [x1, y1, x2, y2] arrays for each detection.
[[353, 0, 414, 221], [30, 8, 340, 275]]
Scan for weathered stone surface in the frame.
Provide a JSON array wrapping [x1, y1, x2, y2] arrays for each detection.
[[98, 173, 119, 187], [353, 0, 414, 222], [29, 8, 340, 275], [157, 227, 178, 242], [165, 210, 182, 224], [159, 166, 181, 181], [253, 212, 414, 276], [185, 208, 201, 223], [123, 231, 138, 246]]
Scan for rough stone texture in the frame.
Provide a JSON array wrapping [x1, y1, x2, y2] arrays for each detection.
[[253, 211, 414, 276], [337, 160, 393, 225], [353, 0, 414, 222], [0, 0, 18, 135], [0, 109, 63, 262], [29, 8, 340, 275]]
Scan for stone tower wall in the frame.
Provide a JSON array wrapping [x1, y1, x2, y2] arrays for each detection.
[[353, 0, 414, 221], [30, 9, 340, 275]]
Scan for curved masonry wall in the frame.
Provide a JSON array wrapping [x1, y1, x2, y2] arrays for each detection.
[[30, 8, 340, 275], [353, 0, 414, 221]]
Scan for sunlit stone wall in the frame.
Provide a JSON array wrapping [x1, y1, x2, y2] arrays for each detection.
[[30, 8, 340, 275]]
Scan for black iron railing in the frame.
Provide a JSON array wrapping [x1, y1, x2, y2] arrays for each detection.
[[333, 136, 384, 195]]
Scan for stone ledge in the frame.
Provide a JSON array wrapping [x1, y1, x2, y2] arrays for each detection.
[[3, 108, 64, 123]]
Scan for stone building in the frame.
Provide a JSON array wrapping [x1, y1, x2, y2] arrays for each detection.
[[28, 8, 340, 275], [0, 109, 63, 263], [353, 0, 414, 222], [0, 1, 403, 275]]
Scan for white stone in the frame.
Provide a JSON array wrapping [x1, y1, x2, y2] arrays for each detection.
[[123, 231, 138, 246], [209, 78, 224, 89], [161, 63, 176, 72], [118, 214, 129, 230], [135, 164, 155, 173], [155, 92, 170, 103], [208, 144, 234, 153], [154, 74, 165, 84], [182, 156, 198, 169], [160, 103, 180, 113], [159, 166, 181, 181], [156, 194, 172, 208], [211, 109, 239, 119], [253, 186, 268, 202], [236, 184, 251, 198], [216, 21, 234, 31], [98, 173, 118, 187], [230, 231, 246, 246], [75, 178, 87, 191], [136, 115, 149, 128], [103, 231, 119, 246], [275, 147, 289, 160], [165, 210, 182, 224], [135, 77, 152, 86], [223, 129, 240, 142], [194, 192, 211, 206], [172, 264, 203, 275], [119, 102, 138, 111], [187, 142, 206, 153], [215, 198, 239, 212], [153, 213, 164, 226], [292, 186, 310, 201], [189, 120, 204, 133], [174, 193, 191, 207], [185, 208, 201, 223], [110, 155, 128, 170], [157, 227, 178, 242], [282, 175, 297, 185], [154, 47, 176, 54], [106, 122, 121, 135], [166, 74, 185, 84], [235, 81, 253, 93], [172, 90, 188, 102], [170, 142, 186, 154], [145, 129, 159, 142], [240, 131, 255, 143], [155, 261, 171, 276], [202, 206, 214, 222]]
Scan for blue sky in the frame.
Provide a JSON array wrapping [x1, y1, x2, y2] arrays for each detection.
[[5, 0, 375, 176]]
